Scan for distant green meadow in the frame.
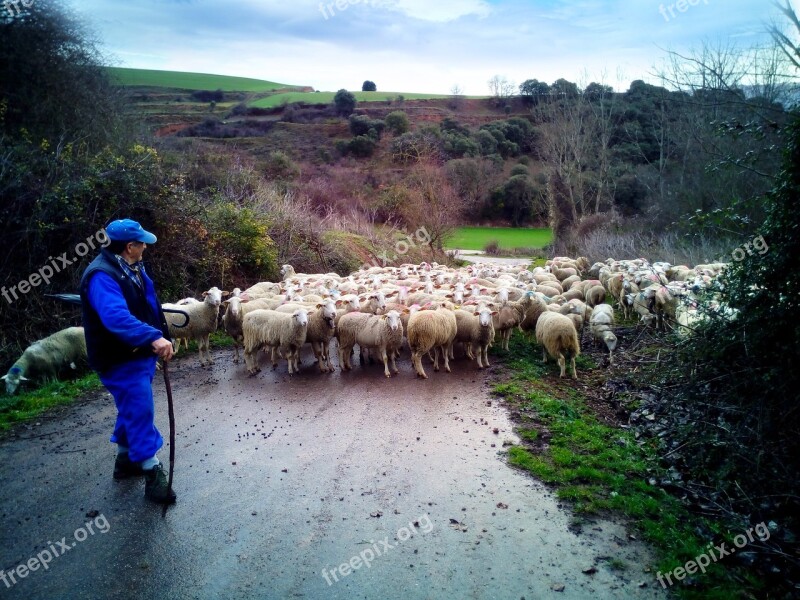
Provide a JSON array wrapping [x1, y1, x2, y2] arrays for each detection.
[[105, 67, 293, 92], [250, 90, 484, 108], [446, 227, 553, 251]]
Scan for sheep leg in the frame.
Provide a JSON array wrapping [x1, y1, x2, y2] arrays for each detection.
[[381, 347, 391, 378], [433, 346, 440, 372], [390, 347, 399, 375], [570, 356, 577, 380], [442, 345, 452, 373], [412, 351, 428, 379], [465, 342, 475, 361], [270, 346, 278, 369], [339, 344, 351, 371], [482, 345, 490, 368], [503, 328, 512, 351], [542, 348, 548, 363], [558, 354, 566, 378]]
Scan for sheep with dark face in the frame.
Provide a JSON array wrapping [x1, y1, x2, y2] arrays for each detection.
[[3, 327, 88, 395]]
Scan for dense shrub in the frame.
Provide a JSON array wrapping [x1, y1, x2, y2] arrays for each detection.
[[384, 111, 410, 135], [348, 114, 385, 139], [191, 89, 224, 103]]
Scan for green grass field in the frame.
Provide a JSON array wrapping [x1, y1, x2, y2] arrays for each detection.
[[250, 90, 485, 108], [446, 227, 553, 251], [106, 67, 295, 92]]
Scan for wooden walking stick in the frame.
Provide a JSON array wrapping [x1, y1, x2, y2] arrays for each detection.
[[161, 360, 176, 517]]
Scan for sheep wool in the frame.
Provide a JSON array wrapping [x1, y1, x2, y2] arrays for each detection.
[[163, 286, 228, 366], [407, 307, 457, 379], [243, 308, 309, 375], [535, 311, 581, 379], [3, 327, 88, 395]]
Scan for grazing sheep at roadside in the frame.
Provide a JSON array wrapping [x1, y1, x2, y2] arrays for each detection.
[[242, 308, 309, 375], [276, 301, 337, 372], [163, 286, 228, 366], [561, 275, 582, 291], [493, 299, 527, 351], [630, 292, 657, 327], [338, 310, 404, 377], [589, 304, 617, 363], [518, 293, 549, 336], [454, 307, 496, 368], [407, 307, 457, 379], [535, 312, 580, 379], [584, 284, 607, 307], [3, 327, 88, 395]]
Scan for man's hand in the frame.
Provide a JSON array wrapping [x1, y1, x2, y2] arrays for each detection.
[[152, 337, 175, 361]]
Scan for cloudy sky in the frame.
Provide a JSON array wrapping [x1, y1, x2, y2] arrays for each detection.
[[73, 0, 785, 94]]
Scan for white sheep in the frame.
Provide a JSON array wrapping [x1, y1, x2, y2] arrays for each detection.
[[535, 311, 580, 379], [222, 296, 285, 363], [407, 306, 457, 379], [242, 308, 309, 375], [337, 310, 404, 377], [276, 301, 337, 372], [589, 304, 617, 363], [492, 299, 527, 351], [3, 327, 88, 395], [454, 307, 496, 368], [163, 286, 228, 366]]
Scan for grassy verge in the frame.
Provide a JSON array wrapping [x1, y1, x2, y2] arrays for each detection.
[[492, 332, 766, 599], [0, 374, 103, 431], [446, 226, 553, 251]]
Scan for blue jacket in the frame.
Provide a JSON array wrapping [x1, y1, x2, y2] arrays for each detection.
[[80, 249, 170, 374]]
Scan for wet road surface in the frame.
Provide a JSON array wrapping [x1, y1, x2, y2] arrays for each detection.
[[0, 346, 668, 599]]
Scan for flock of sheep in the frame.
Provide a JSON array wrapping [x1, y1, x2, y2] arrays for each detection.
[[161, 257, 729, 381], [2, 256, 730, 395]]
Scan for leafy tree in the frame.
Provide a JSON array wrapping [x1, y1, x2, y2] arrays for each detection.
[[0, 0, 127, 149], [362, 80, 377, 92], [519, 79, 550, 104], [583, 82, 614, 101], [550, 78, 580, 99], [333, 89, 357, 116]]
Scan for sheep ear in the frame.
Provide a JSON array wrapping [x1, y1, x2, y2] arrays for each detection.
[[222, 290, 231, 296], [202, 291, 208, 297], [0, 375, 6, 380], [316, 303, 323, 308]]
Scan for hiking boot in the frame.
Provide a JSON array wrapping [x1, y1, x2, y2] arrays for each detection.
[[113, 453, 144, 480], [144, 464, 177, 504]]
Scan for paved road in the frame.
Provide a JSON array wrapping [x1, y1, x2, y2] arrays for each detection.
[[0, 347, 667, 599], [449, 250, 534, 267]]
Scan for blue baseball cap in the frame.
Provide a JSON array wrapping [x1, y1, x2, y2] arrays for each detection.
[[105, 219, 157, 244]]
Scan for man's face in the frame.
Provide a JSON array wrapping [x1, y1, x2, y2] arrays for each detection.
[[125, 241, 146, 263]]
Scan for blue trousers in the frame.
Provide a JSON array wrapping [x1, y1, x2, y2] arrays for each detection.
[[100, 357, 163, 463]]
